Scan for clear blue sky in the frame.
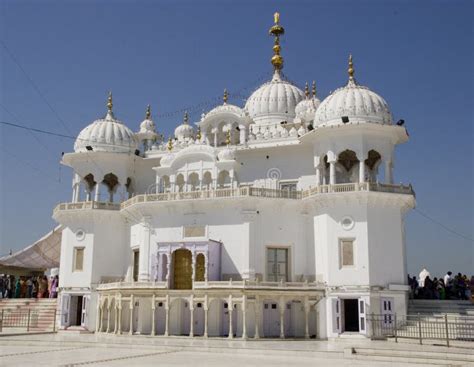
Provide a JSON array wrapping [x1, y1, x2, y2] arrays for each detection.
[[0, 0, 472, 277]]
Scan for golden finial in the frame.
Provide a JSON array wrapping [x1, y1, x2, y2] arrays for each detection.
[[348, 54, 355, 81], [145, 104, 151, 119], [304, 82, 309, 98], [167, 136, 173, 151], [107, 91, 113, 112], [312, 81, 317, 97], [196, 125, 202, 141], [225, 129, 231, 146], [223, 88, 228, 104], [269, 12, 285, 72], [183, 111, 189, 125]]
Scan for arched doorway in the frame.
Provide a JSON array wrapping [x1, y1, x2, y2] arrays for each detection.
[[172, 249, 192, 290], [195, 253, 205, 282]]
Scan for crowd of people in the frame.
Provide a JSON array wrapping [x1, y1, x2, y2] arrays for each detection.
[[408, 270, 474, 300], [0, 274, 59, 299]]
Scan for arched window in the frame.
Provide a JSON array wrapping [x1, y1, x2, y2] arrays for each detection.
[[337, 150, 358, 183], [83, 174, 96, 201], [188, 172, 200, 191], [202, 171, 212, 190], [175, 174, 185, 192], [365, 150, 382, 182], [217, 170, 230, 188], [102, 173, 119, 202]]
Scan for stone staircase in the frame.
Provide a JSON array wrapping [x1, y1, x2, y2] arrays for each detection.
[[0, 298, 58, 332], [408, 299, 474, 319]]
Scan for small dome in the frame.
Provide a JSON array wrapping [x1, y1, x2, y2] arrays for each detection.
[[159, 152, 175, 167], [174, 112, 194, 141], [295, 97, 321, 122], [244, 71, 305, 125], [314, 56, 392, 126], [74, 111, 137, 153], [136, 105, 158, 141], [217, 147, 236, 161]]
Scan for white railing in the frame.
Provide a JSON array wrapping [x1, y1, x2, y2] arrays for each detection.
[[97, 281, 168, 291], [55, 183, 413, 213], [53, 201, 121, 214]]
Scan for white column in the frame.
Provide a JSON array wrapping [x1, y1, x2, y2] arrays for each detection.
[[242, 295, 247, 339], [315, 165, 321, 186], [359, 160, 366, 183], [94, 184, 100, 201], [385, 160, 393, 184], [279, 297, 285, 339], [191, 252, 196, 284], [97, 305, 102, 332], [189, 297, 194, 337], [329, 160, 336, 185], [138, 216, 151, 282], [164, 295, 170, 336], [118, 298, 122, 335], [114, 301, 118, 334], [239, 125, 246, 144], [129, 295, 134, 335], [254, 297, 260, 339], [304, 297, 310, 339], [228, 295, 233, 339], [151, 295, 156, 336], [204, 295, 209, 338]]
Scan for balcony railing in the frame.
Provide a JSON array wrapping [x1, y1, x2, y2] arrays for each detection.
[[96, 279, 325, 292], [55, 183, 414, 213], [53, 201, 121, 214]]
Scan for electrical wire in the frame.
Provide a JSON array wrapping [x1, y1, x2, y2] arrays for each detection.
[[413, 208, 473, 242]]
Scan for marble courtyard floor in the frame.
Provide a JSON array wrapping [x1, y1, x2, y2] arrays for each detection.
[[0, 333, 473, 366]]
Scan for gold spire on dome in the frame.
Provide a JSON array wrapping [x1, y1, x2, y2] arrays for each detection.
[[269, 12, 285, 72], [196, 125, 202, 141], [312, 81, 317, 97], [223, 88, 228, 104], [145, 104, 151, 119], [183, 111, 189, 124], [107, 91, 113, 112], [348, 54, 355, 81], [304, 82, 310, 98], [167, 136, 173, 151]]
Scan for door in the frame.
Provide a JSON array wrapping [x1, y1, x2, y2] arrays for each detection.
[[358, 298, 366, 334], [60, 294, 71, 328], [173, 249, 192, 289], [81, 295, 90, 328], [267, 248, 288, 282], [332, 298, 341, 334], [263, 302, 280, 337], [380, 297, 394, 328], [343, 299, 359, 332]]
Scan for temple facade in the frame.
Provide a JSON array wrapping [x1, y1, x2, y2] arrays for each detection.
[[53, 13, 415, 339]]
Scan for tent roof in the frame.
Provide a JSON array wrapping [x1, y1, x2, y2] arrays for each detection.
[[0, 226, 62, 269]]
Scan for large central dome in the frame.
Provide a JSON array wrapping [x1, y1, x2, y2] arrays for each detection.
[[245, 71, 304, 125]]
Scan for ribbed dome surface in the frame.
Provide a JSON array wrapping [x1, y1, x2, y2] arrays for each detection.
[[74, 112, 138, 153], [314, 80, 392, 126], [245, 71, 304, 125], [295, 97, 321, 122]]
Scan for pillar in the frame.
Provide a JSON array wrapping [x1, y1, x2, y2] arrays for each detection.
[[385, 160, 393, 184], [279, 297, 285, 339], [94, 184, 100, 201], [114, 301, 118, 334], [164, 295, 170, 336], [254, 297, 260, 339], [97, 305, 102, 332], [138, 216, 151, 282], [191, 252, 196, 284], [359, 160, 366, 183], [96, 297, 101, 332], [204, 295, 209, 338], [242, 295, 247, 339], [315, 165, 321, 186], [189, 297, 194, 337], [151, 295, 156, 336], [239, 125, 246, 144], [129, 295, 134, 335], [106, 302, 111, 333], [304, 297, 310, 339], [228, 295, 233, 339], [329, 160, 336, 185], [118, 298, 122, 335]]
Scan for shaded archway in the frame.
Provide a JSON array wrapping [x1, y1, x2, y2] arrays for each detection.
[[169, 298, 191, 336], [188, 172, 199, 191], [195, 253, 205, 281], [172, 249, 192, 290], [202, 171, 212, 190], [175, 174, 185, 192], [365, 149, 382, 182], [83, 173, 96, 201], [217, 170, 230, 188], [102, 173, 119, 202]]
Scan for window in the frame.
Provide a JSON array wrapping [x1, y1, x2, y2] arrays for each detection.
[[339, 239, 354, 267], [279, 182, 297, 192], [267, 248, 289, 281], [73, 248, 84, 272], [133, 250, 139, 282], [183, 226, 205, 238]]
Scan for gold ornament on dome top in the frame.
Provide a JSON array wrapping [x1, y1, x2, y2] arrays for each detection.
[[223, 88, 228, 104], [304, 82, 310, 98], [225, 129, 231, 146], [145, 104, 151, 119], [269, 12, 285, 71], [107, 91, 113, 112], [196, 125, 202, 141], [183, 111, 189, 125], [167, 136, 173, 151], [348, 54, 355, 81], [312, 81, 317, 97]]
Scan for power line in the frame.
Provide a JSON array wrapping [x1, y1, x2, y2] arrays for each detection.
[[414, 208, 473, 242], [0, 39, 74, 135]]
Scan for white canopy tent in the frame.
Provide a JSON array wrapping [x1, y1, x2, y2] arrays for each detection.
[[0, 226, 63, 269]]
